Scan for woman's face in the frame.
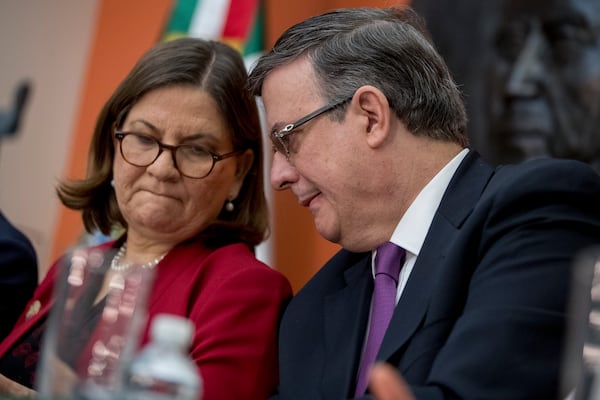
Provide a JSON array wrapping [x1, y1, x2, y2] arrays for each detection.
[[112, 84, 250, 244]]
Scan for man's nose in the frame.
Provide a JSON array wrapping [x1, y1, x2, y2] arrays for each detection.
[[270, 151, 296, 190], [504, 23, 546, 98]]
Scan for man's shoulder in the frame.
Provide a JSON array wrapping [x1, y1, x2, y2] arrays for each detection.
[[497, 157, 597, 178], [490, 157, 600, 193], [294, 248, 370, 297]]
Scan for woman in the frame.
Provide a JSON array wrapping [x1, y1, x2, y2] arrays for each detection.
[[0, 38, 292, 399]]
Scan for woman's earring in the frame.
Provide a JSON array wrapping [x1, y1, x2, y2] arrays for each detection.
[[225, 199, 234, 212], [111, 180, 115, 187]]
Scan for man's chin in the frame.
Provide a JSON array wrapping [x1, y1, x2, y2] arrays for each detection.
[[313, 219, 340, 245]]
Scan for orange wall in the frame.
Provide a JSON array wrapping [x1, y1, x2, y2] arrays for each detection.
[[52, 0, 409, 292], [51, 0, 173, 264]]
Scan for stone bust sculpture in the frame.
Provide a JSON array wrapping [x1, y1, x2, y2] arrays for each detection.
[[488, 0, 600, 172], [414, 0, 600, 172]]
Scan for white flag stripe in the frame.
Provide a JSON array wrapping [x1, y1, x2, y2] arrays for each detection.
[[188, 0, 231, 39]]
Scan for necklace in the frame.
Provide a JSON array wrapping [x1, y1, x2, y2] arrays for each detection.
[[110, 242, 166, 272]]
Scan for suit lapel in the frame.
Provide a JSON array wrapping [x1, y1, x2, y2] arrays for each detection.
[[378, 215, 456, 361], [378, 151, 494, 361], [322, 254, 372, 399]]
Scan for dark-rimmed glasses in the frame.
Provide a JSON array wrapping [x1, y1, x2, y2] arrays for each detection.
[[271, 95, 353, 159], [114, 131, 243, 179]]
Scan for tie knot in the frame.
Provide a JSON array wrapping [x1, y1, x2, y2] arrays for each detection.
[[375, 242, 405, 281]]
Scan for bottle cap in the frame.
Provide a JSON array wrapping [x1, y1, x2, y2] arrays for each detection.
[[151, 314, 195, 348]]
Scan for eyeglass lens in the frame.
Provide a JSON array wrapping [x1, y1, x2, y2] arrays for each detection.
[[271, 95, 352, 158], [119, 132, 218, 179]]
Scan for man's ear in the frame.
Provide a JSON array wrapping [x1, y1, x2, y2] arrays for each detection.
[[352, 85, 391, 149]]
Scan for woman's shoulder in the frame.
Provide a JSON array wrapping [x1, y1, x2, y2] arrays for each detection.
[[210, 242, 287, 277], [171, 240, 284, 277], [176, 240, 262, 266], [167, 240, 292, 297]]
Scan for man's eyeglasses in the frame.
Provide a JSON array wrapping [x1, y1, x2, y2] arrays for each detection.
[[271, 95, 353, 159], [114, 131, 243, 179]]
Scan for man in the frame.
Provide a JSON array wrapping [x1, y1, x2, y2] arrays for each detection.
[[0, 211, 37, 340], [248, 6, 600, 399], [488, 0, 600, 172]]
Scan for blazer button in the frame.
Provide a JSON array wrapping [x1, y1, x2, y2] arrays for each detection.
[[25, 300, 41, 319]]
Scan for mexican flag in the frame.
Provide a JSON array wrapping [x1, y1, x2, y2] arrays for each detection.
[[163, 0, 264, 65]]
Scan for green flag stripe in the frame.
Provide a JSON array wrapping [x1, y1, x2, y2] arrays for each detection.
[[165, 0, 202, 34], [243, 1, 263, 56]]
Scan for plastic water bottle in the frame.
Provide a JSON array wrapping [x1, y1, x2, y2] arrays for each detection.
[[123, 314, 202, 400]]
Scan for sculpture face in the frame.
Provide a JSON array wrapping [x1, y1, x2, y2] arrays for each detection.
[[489, 0, 600, 168]]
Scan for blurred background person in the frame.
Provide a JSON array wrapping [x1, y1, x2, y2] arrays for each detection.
[[0, 211, 37, 341], [0, 37, 292, 400], [0, 78, 37, 343]]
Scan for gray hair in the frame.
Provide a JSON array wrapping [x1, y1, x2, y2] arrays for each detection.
[[248, 6, 469, 146]]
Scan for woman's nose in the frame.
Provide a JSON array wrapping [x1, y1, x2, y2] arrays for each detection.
[[146, 148, 180, 179]]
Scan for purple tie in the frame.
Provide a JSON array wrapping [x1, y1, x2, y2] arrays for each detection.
[[355, 242, 405, 396]]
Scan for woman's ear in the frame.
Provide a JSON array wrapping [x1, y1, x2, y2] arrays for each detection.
[[230, 149, 254, 198], [353, 85, 391, 149]]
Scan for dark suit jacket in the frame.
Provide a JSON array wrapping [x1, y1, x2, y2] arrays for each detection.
[[275, 151, 600, 399], [0, 212, 37, 340]]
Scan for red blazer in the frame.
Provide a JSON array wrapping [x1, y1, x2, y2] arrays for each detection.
[[0, 238, 292, 400]]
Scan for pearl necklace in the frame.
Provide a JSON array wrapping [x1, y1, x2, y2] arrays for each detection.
[[110, 242, 166, 272]]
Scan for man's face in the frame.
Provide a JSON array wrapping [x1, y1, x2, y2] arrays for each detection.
[[488, 0, 600, 166], [260, 58, 393, 252]]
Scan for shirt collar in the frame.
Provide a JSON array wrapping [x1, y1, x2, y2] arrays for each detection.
[[389, 148, 469, 257]]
